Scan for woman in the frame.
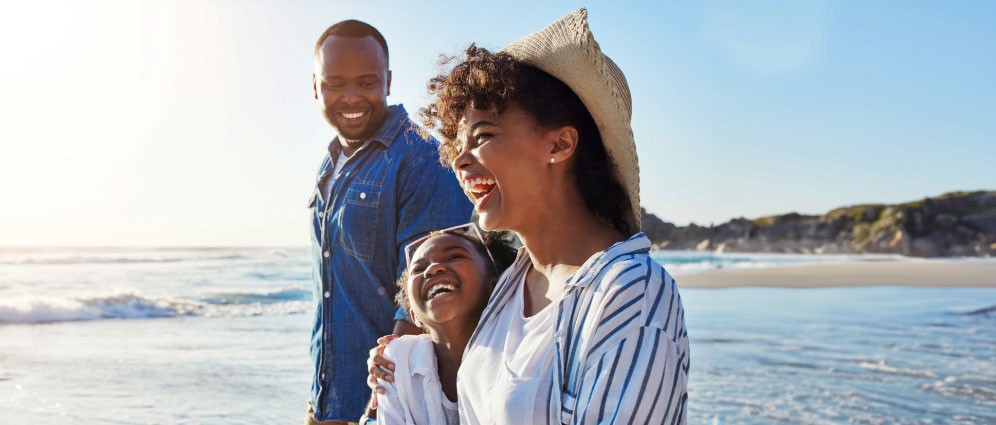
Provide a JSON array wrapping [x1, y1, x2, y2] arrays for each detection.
[[371, 225, 516, 425], [372, 9, 689, 425]]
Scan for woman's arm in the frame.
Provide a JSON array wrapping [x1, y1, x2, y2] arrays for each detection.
[[367, 334, 399, 405], [368, 335, 440, 425]]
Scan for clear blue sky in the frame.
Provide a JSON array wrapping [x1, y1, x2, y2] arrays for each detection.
[[1, 0, 993, 246]]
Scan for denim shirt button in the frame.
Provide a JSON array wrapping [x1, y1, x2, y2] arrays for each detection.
[[324, 291, 330, 298], [318, 212, 324, 218], [360, 192, 367, 200], [323, 251, 329, 258]]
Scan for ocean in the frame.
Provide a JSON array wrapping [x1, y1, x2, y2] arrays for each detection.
[[1, 248, 993, 424]]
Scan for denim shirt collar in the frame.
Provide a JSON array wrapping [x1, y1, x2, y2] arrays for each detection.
[[327, 104, 409, 156], [565, 232, 652, 288]]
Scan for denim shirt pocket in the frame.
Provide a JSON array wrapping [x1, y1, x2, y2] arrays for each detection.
[[338, 182, 382, 262]]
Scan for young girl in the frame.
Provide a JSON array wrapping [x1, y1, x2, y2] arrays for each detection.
[[370, 224, 515, 425]]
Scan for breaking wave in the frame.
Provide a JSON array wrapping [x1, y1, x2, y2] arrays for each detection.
[[858, 360, 938, 378], [0, 288, 310, 324]]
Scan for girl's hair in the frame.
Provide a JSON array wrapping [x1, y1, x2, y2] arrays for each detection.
[[419, 44, 632, 236], [395, 229, 517, 316]]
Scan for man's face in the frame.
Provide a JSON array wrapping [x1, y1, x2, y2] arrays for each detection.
[[313, 35, 391, 142]]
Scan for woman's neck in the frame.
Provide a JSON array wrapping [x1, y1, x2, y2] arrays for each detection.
[[515, 167, 625, 271], [517, 199, 625, 279], [511, 178, 625, 316]]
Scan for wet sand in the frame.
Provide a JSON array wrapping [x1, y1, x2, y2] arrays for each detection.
[[674, 260, 996, 289]]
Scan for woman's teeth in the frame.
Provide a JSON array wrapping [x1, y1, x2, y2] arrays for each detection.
[[341, 111, 365, 119], [465, 177, 496, 194]]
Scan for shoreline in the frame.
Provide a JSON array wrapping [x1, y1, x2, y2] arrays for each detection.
[[672, 260, 996, 289]]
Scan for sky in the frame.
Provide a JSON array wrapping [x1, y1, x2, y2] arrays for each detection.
[[0, 0, 994, 246]]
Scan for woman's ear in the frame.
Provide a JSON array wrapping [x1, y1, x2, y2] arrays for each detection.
[[409, 310, 424, 328], [547, 125, 579, 164]]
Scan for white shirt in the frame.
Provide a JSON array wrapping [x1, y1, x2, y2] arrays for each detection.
[[376, 334, 459, 425], [457, 259, 560, 425]]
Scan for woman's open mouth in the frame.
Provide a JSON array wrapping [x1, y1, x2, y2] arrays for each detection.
[[464, 177, 497, 210]]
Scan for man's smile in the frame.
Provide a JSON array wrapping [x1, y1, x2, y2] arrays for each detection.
[[340, 111, 366, 120]]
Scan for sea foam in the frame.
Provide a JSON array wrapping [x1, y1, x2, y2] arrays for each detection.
[[0, 293, 200, 324], [0, 289, 309, 324]]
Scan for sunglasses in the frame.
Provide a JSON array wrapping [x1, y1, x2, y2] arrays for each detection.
[[403, 222, 497, 274]]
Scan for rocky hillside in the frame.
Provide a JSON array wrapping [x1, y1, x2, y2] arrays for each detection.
[[641, 191, 996, 257]]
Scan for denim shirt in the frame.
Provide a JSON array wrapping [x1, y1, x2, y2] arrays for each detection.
[[308, 105, 472, 421]]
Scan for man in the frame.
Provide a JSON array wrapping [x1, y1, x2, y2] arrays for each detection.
[[306, 20, 472, 424]]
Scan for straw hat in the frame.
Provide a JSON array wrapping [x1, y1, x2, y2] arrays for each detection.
[[501, 8, 641, 232]]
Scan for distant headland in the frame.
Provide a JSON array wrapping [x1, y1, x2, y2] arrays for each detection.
[[642, 190, 996, 257]]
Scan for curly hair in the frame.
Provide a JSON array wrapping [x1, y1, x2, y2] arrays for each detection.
[[395, 229, 517, 322], [420, 44, 632, 236]]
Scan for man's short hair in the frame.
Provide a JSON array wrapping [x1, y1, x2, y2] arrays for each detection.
[[314, 19, 389, 65]]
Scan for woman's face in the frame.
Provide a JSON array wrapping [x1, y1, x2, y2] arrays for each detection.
[[451, 102, 557, 232], [406, 234, 493, 329]]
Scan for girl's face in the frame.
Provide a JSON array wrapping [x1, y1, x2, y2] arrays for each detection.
[[451, 102, 560, 232], [406, 234, 494, 329]]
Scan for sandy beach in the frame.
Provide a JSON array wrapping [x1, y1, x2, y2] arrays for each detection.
[[674, 260, 996, 289]]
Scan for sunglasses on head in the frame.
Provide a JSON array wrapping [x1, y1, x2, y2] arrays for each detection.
[[403, 223, 496, 274]]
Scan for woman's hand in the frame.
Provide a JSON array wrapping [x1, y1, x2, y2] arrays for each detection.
[[366, 334, 399, 408]]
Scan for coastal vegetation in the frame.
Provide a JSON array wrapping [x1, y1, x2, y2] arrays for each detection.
[[642, 190, 996, 257]]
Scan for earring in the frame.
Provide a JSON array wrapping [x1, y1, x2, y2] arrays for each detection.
[[549, 157, 556, 163]]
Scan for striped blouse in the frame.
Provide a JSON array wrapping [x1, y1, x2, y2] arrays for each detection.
[[458, 232, 690, 425]]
